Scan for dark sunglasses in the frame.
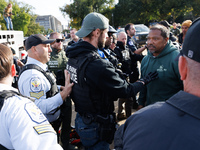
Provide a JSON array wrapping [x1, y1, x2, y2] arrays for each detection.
[[56, 39, 64, 43]]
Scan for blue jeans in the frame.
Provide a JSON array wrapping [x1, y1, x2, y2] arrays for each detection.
[[3, 16, 13, 30], [75, 113, 109, 150]]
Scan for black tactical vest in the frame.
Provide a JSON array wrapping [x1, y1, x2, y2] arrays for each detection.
[[19, 64, 58, 98], [0, 90, 20, 111], [66, 52, 115, 115]]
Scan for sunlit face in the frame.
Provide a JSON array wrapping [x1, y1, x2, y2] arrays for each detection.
[[105, 34, 113, 48], [98, 29, 108, 49], [182, 25, 189, 35], [117, 32, 127, 46], [8, 4, 12, 8], [35, 44, 52, 64], [51, 34, 63, 51], [146, 29, 168, 56], [70, 29, 79, 41], [173, 23, 177, 29], [128, 25, 136, 36]]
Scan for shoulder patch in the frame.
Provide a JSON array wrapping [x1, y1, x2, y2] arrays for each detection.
[[30, 91, 44, 99], [129, 40, 134, 46], [33, 124, 56, 135], [25, 102, 47, 124], [30, 77, 42, 92]]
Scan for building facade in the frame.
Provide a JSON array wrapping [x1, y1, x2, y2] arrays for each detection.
[[36, 15, 63, 32]]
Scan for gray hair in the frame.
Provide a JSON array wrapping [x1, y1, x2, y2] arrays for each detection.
[[150, 24, 170, 39]]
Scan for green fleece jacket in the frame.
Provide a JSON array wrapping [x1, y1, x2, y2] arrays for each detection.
[[138, 40, 183, 106]]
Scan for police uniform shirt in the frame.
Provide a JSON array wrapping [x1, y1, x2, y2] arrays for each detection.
[[18, 57, 63, 122], [127, 36, 137, 52], [0, 84, 63, 150]]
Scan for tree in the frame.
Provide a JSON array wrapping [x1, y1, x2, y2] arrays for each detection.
[[60, 0, 115, 29], [114, 0, 197, 27], [0, 0, 9, 30], [12, 2, 31, 34], [26, 14, 45, 36], [0, 0, 45, 35]]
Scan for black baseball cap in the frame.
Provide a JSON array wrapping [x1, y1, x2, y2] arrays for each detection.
[[25, 34, 55, 50], [178, 17, 200, 63]]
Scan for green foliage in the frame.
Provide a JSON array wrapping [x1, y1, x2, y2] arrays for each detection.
[[0, 0, 47, 35], [60, 0, 115, 29], [11, 1, 31, 34], [0, 0, 8, 30], [114, 0, 198, 27], [25, 15, 45, 36]]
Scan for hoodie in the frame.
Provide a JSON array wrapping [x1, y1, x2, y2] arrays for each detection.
[[138, 40, 183, 106]]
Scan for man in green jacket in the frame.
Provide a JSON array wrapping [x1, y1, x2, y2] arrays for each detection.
[[47, 32, 72, 150], [138, 24, 183, 109]]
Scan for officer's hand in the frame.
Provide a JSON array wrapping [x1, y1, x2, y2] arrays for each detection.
[[60, 70, 74, 101], [139, 71, 158, 85]]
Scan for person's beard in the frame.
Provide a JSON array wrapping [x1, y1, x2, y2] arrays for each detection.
[[98, 33, 105, 49], [53, 44, 62, 52]]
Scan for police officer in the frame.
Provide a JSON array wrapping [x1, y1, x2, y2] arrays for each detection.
[[0, 43, 64, 150], [99, 25, 119, 68], [65, 12, 158, 150], [18, 34, 73, 132], [67, 28, 82, 47], [47, 32, 72, 150]]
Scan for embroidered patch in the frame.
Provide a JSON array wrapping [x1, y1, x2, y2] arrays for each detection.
[[129, 41, 134, 46], [30, 91, 44, 99], [33, 124, 56, 135], [30, 77, 42, 92], [25, 102, 47, 124], [48, 60, 58, 68]]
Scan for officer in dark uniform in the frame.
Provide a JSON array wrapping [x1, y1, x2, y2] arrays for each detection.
[[47, 32, 72, 150], [65, 12, 158, 150], [114, 31, 144, 119], [99, 25, 119, 68]]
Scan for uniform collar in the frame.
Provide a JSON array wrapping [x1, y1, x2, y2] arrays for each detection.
[[26, 57, 48, 71], [0, 83, 18, 92], [166, 91, 200, 120]]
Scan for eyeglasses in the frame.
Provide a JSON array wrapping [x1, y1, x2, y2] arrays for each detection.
[[56, 39, 64, 43]]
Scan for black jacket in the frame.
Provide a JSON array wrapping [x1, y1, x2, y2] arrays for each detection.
[[66, 41, 144, 114]]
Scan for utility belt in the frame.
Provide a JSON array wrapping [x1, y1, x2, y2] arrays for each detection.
[[80, 113, 117, 144]]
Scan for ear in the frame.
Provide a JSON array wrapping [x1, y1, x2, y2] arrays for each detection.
[[94, 28, 100, 37], [31, 46, 37, 53], [11, 64, 16, 77], [164, 37, 169, 44], [178, 56, 187, 81], [126, 30, 130, 35]]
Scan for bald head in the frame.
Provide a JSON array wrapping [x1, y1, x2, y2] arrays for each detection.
[[117, 32, 127, 46]]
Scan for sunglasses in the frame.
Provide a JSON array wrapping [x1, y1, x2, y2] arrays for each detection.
[[56, 39, 64, 43]]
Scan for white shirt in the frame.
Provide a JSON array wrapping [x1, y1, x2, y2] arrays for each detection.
[[18, 57, 63, 122], [0, 84, 63, 150]]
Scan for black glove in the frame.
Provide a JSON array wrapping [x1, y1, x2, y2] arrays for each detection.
[[139, 71, 158, 85]]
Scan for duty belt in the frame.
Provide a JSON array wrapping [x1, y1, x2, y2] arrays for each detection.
[[80, 113, 116, 125]]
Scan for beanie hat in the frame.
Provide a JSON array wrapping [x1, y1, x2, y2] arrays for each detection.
[[182, 20, 192, 28]]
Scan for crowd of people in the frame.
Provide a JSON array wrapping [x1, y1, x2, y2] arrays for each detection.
[[0, 10, 200, 150]]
